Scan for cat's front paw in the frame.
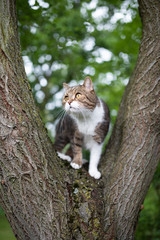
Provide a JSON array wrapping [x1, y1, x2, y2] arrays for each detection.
[[89, 169, 101, 179], [70, 162, 82, 169], [57, 152, 72, 162]]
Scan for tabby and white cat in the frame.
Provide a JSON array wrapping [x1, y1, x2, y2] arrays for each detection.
[[54, 76, 110, 179]]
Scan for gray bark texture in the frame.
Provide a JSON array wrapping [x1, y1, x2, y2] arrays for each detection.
[[0, 0, 160, 240]]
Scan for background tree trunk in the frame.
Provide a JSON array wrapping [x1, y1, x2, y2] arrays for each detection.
[[0, 0, 160, 240]]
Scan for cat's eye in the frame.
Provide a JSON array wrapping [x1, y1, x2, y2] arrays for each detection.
[[64, 95, 69, 101], [75, 93, 81, 99]]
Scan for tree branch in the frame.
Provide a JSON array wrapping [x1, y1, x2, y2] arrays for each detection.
[[102, 0, 160, 239]]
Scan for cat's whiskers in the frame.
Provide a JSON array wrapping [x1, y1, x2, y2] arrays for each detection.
[[54, 108, 66, 120], [59, 111, 67, 133], [54, 109, 66, 133], [77, 107, 88, 127]]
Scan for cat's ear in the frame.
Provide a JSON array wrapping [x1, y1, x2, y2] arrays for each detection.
[[83, 76, 94, 91], [63, 83, 70, 91]]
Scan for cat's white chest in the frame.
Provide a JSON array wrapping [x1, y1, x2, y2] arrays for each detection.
[[72, 99, 104, 137], [77, 120, 95, 135]]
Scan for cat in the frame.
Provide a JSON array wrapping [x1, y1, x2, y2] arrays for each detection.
[[53, 76, 110, 179]]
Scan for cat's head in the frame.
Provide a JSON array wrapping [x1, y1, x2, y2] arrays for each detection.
[[62, 76, 98, 115]]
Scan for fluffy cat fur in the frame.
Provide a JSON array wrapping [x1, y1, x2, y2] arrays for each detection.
[[54, 76, 110, 179]]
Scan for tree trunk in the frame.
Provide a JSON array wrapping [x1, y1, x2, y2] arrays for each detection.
[[0, 1, 105, 239], [0, 0, 159, 240], [101, 0, 160, 239]]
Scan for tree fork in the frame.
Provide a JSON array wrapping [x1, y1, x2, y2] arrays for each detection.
[[0, 0, 160, 240]]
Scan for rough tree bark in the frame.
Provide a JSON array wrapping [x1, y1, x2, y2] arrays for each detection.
[[0, 0, 159, 240], [102, 0, 160, 239]]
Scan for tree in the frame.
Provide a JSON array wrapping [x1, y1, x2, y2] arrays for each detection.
[[0, 0, 160, 239]]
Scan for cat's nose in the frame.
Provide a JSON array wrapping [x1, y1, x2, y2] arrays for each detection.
[[68, 99, 73, 105]]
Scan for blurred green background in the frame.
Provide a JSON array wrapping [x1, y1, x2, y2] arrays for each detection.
[[0, 0, 159, 239], [0, 208, 16, 240]]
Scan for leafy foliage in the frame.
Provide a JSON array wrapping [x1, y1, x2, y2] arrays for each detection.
[[16, 0, 141, 136]]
